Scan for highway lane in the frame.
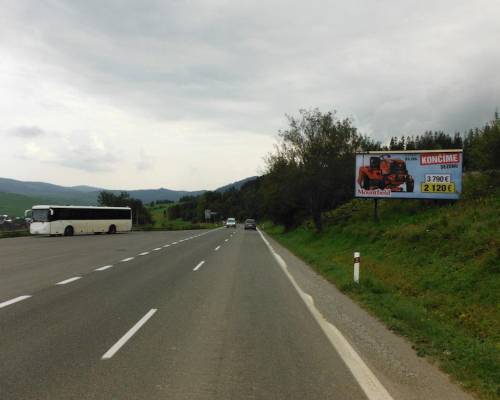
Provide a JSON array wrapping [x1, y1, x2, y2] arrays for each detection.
[[0, 227, 474, 400], [0, 227, 370, 399], [0, 229, 222, 299]]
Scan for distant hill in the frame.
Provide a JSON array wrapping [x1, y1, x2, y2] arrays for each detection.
[[215, 176, 258, 192], [126, 188, 205, 203], [70, 185, 104, 193], [0, 176, 258, 212], [0, 192, 84, 217], [0, 178, 98, 204]]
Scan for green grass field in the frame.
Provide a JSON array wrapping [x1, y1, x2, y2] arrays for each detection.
[[147, 203, 218, 230], [0, 191, 97, 217], [264, 173, 500, 399], [0, 192, 52, 217]]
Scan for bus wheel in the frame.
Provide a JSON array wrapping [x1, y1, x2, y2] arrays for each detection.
[[108, 225, 117, 234], [64, 226, 74, 237]]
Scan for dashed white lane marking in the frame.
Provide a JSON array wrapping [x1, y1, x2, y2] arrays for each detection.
[[0, 295, 32, 309], [56, 276, 82, 285], [101, 309, 157, 360], [215, 245, 221, 251], [257, 229, 394, 400], [95, 265, 113, 271], [163, 244, 170, 248], [121, 257, 135, 262], [172, 242, 178, 245], [193, 261, 205, 271], [153, 247, 161, 251], [139, 252, 150, 256], [225, 239, 229, 242]]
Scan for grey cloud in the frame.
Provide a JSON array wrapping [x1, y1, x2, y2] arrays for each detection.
[[60, 150, 117, 172], [59, 134, 118, 172], [20, 130, 118, 173], [2, 0, 500, 141], [136, 149, 154, 171], [10, 126, 45, 138]]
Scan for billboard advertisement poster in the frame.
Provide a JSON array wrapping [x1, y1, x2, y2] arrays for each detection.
[[355, 150, 462, 200]]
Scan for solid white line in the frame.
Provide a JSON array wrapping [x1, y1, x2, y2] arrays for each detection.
[[215, 245, 221, 251], [139, 252, 150, 256], [193, 261, 205, 271], [121, 257, 134, 262], [257, 229, 394, 400], [101, 309, 157, 360], [0, 295, 32, 309], [56, 276, 81, 285], [153, 247, 161, 251], [95, 265, 113, 271]]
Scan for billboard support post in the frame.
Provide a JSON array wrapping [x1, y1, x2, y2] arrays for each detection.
[[373, 199, 379, 222]]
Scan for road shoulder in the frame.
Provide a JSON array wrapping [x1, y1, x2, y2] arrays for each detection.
[[260, 230, 475, 400]]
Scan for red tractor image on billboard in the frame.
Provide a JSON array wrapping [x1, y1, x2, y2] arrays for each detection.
[[357, 155, 414, 192]]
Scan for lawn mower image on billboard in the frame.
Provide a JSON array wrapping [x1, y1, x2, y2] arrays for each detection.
[[355, 150, 463, 200], [357, 154, 414, 192]]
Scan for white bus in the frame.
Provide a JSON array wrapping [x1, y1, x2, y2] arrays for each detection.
[[29, 205, 132, 236]]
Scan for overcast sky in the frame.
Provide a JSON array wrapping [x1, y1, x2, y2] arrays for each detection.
[[1, 0, 499, 190]]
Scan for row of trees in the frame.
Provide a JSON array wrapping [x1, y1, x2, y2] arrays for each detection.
[[168, 182, 263, 223], [386, 114, 500, 171], [166, 109, 500, 232], [149, 199, 174, 207], [97, 191, 153, 225], [388, 131, 463, 151]]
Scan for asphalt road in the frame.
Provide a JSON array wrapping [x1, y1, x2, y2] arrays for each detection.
[[0, 228, 473, 400]]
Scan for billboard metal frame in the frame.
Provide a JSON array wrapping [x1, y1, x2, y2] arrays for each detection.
[[354, 149, 463, 201]]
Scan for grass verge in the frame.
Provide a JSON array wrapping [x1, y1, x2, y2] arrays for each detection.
[[133, 220, 218, 231], [0, 229, 30, 239]]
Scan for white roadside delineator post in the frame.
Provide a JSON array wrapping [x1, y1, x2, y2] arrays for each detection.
[[354, 252, 360, 283]]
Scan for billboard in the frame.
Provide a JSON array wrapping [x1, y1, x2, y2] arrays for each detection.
[[355, 150, 462, 200]]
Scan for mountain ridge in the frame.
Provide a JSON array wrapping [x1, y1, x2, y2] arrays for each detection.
[[0, 176, 258, 209]]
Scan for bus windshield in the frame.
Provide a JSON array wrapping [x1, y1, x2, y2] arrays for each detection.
[[32, 209, 50, 222]]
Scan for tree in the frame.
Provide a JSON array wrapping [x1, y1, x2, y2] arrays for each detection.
[[97, 191, 152, 225], [262, 154, 306, 230], [265, 109, 368, 232]]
